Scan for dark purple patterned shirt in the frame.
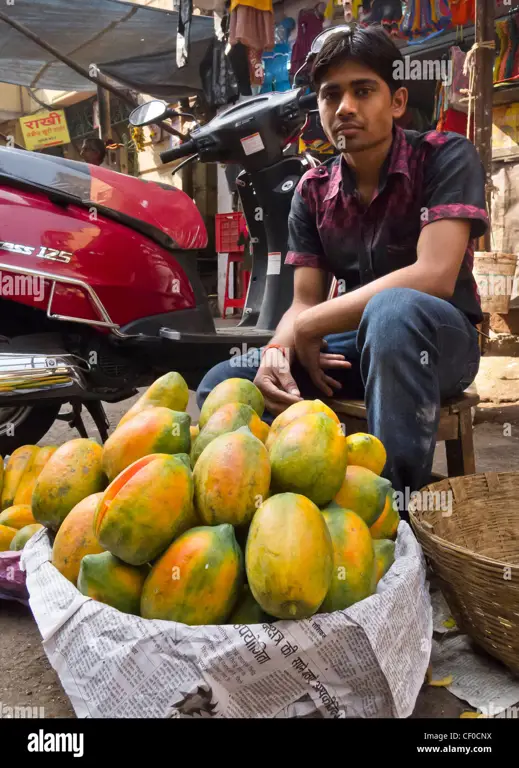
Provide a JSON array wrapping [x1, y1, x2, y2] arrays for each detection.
[[286, 126, 489, 325]]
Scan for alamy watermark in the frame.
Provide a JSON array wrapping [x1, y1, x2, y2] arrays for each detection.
[[230, 343, 290, 373], [475, 274, 517, 298], [393, 56, 453, 86], [0, 701, 45, 718], [478, 702, 519, 718], [27, 730, 84, 757], [0, 273, 45, 301], [395, 487, 453, 516]]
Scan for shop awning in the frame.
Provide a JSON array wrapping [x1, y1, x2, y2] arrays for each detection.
[[0, 0, 214, 100]]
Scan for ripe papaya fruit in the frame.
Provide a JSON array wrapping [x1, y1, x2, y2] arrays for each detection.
[[199, 378, 264, 429], [117, 372, 189, 429], [32, 439, 106, 531]]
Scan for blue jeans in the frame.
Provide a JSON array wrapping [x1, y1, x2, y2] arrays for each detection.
[[197, 288, 480, 497]]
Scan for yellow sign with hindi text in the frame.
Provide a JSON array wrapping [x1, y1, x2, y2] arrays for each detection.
[[19, 109, 71, 151]]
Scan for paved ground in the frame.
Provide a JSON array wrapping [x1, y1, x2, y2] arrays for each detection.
[[1, 391, 518, 719]]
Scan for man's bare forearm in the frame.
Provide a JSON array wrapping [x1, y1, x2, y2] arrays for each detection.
[[296, 220, 470, 340], [270, 300, 320, 350]]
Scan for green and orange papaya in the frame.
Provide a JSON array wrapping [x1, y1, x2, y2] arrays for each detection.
[[13, 446, 58, 506], [246, 492, 333, 620], [0, 524, 17, 551], [102, 406, 191, 481], [198, 378, 264, 429], [78, 551, 148, 616], [193, 427, 271, 527], [320, 503, 376, 612], [1, 445, 39, 510], [334, 465, 391, 527], [0, 504, 36, 530], [141, 524, 244, 625], [117, 372, 189, 429], [9, 523, 44, 551], [370, 490, 400, 540], [94, 453, 196, 566], [32, 439, 107, 531], [373, 539, 396, 584], [51, 492, 105, 584], [269, 412, 347, 506], [266, 399, 340, 451], [190, 402, 266, 466]]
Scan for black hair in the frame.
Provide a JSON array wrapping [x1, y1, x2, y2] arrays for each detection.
[[311, 24, 404, 94], [81, 137, 106, 160]]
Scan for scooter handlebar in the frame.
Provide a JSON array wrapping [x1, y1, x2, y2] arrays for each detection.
[[160, 140, 197, 164]]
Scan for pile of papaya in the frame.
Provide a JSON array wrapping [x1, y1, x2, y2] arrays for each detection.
[[0, 371, 400, 625]]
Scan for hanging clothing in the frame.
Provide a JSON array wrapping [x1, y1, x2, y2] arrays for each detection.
[[228, 42, 253, 96], [450, 0, 474, 26], [199, 38, 239, 109], [289, 8, 324, 79], [505, 16, 519, 81], [230, 0, 272, 11], [498, 19, 512, 82], [513, 15, 519, 78], [248, 47, 265, 86], [352, 0, 363, 18], [494, 19, 508, 82], [229, 5, 274, 50], [176, 0, 193, 68], [437, 107, 474, 141]]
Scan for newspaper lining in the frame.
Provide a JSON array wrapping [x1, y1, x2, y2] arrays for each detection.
[[21, 522, 432, 719]]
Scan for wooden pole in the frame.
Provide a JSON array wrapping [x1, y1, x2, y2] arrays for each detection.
[[0, 9, 185, 141], [96, 85, 112, 143], [473, 0, 495, 251]]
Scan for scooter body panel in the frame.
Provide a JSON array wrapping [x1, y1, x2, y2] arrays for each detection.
[[0, 185, 199, 328]]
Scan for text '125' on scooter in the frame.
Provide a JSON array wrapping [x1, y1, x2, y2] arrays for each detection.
[[0, 86, 318, 452]]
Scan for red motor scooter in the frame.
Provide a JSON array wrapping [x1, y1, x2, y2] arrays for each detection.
[[0, 87, 319, 452]]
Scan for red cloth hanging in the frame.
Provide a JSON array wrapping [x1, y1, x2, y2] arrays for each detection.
[[450, 0, 474, 26], [440, 107, 474, 141]]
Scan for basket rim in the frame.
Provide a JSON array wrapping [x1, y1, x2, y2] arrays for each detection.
[[409, 518, 519, 571], [409, 471, 519, 571]]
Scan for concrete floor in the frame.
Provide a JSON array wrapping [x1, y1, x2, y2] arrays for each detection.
[[0, 392, 518, 719]]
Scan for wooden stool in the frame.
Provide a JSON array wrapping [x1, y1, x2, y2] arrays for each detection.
[[327, 391, 480, 478]]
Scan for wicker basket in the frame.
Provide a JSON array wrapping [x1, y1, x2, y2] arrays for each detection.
[[409, 472, 519, 675]]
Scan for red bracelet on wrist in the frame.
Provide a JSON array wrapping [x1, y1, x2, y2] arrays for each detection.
[[261, 343, 289, 360]]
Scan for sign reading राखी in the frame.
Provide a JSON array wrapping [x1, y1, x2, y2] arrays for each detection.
[[19, 109, 71, 151]]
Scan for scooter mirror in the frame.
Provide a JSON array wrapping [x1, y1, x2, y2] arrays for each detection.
[[129, 100, 170, 127]]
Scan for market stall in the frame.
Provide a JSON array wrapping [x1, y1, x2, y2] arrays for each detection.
[[0, 0, 518, 725]]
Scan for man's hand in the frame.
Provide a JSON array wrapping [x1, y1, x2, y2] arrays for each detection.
[[294, 311, 351, 397], [253, 346, 303, 416]]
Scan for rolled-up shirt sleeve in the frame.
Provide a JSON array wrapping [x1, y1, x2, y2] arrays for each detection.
[[421, 134, 489, 238], [285, 187, 326, 269]]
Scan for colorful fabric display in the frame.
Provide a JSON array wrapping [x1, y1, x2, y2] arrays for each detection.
[[289, 7, 324, 79], [229, 0, 275, 51], [450, 0, 474, 26], [494, 16, 519, 84], [505, 15, 519, 81], [400, 0, 451, 40], [499, 19, 511, 82]]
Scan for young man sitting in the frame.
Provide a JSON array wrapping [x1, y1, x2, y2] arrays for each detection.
[[197, 25, 487, 499]]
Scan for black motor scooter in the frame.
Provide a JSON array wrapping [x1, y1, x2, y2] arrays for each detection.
[[129, 86, 319, 339]]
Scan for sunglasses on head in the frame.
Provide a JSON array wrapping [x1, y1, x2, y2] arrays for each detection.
[[310, 23, 356, 56]]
